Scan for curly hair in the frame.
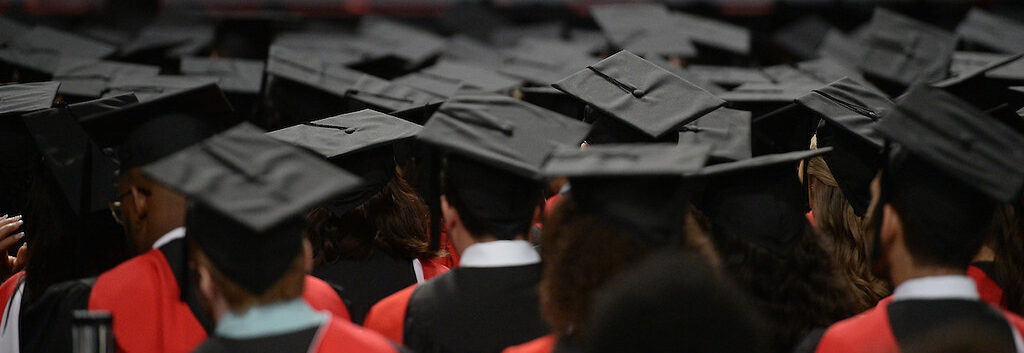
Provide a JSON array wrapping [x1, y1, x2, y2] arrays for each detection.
[[709, 222, 859, 352], [538, 198, 654, 339], [987, 203, 1024, 315], [305, 171, 437, 265], [806, 156, 891, 312]]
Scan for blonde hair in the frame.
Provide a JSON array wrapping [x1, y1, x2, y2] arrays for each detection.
[[804, 136, 889, 311]]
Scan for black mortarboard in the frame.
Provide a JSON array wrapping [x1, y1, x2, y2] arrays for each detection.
[[672, 12, 751, 56], [678, 107, 751, 162], [951, 51, 1011, 76], [987, 57, 1024, 85], [393, 73, 461, 99], [268, 109, 421, 217], [568, 29, 609, 54], [20, 94, 138, 217], [815, 29, 865, 71], [418, 93, 592, 179], [955, 8, 1024, 54], [180, 57, 265, 95], [554, 51, 724, 139], [53, 58, 161, 99], [104, 75, 219, 102], [144, 123, 362, 295], [489, 21, 564, 47], [932, 53, 1024, 119], [695, 148, 831, 256], [498, 38, 597, 85], [796, 78, 893, 216], [0, 17, 28, 45], [852, 8, 957, 88], [795, 58, 881, 93], [876, 85, 1024, 203], [266, 45, 365, 98], [591, 4, 697, 59], [762, 65, 825, 85], [542, 143, 711, 245], [357, 17, 445, 69], [119, 22, 215, 59], [271, 32, 387, 67], [0, 81, 59, 116], [645, 56, 726, 94], [686, 65, 772, 87], [79, 83, 236, 156], [346, 75, 443, 113], [419, 60, 522, 93], [517, 86, 586, 121], [749, 104, 819, 157], [773, 16, 834, 60], [13, 26, 117, 59], [720, 82, 822, 117], [442, 35, 505, 71]]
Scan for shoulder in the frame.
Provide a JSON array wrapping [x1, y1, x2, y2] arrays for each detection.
[[418, 258, 450, 280], [1000, 310, 1024, 332], [91, 250, 167, 296], [318, 317, 401, 353], [0, 271, 23, 307], [503, 334, 557, 353], [364, 284, 419, 343], [303, 275, 351, 321], [815, 298, 895, 353]]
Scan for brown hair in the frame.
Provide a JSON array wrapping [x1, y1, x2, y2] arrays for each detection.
[[987, 204, 1024, 315], [806, 155, 890, 311], [306, 171, 437, 265], [539, 198, 654, 338], [192, 242, 306, 313]]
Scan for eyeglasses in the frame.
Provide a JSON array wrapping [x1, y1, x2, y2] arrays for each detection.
[[109, 188, 150, 225]]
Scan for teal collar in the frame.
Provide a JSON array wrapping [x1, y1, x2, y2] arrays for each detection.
[[215, 299, 327, 339]]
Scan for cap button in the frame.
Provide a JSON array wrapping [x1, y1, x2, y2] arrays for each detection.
[[958, 132, 974, 149], [632, 89, 645, 98]]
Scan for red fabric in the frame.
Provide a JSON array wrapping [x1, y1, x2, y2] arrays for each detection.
[[435, 228, 460, 268], [303, 275, 351, 321], [502, 334, 557, 353], [544, 194, 564, 221], [0, 271, 24, 318], [89, 249, 206, 353], [363, 284, 417, 343], [968, 265, 1005, 309], [805, 211, 815, 227], [419, 258, 450, 280], [313, 316, 399, 353], [815, 296, 898, 353]]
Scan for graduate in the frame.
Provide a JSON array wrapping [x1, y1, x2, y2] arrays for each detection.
[[268, 110, 449, 324], [363, 93, 591, 353], [799, 86, 1024, 353], [143, 123, 401, 353]]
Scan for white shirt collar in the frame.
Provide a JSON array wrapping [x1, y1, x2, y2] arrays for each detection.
[[152, 227, 186, 250], [892, 275, 980, 302], [459, 240, 541, 268]]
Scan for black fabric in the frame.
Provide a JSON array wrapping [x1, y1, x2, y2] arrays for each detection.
[[158, 237, 214, 333], [678, 108, 752, 162], [404, 264, 548, 353], [792, 328, 827, 353], [972, 261, 1005, 290], [192, 325, 320, 353], [118, 113, 218, 171], [19, 277, 95, 353], [312, 251, 417, 325], [551, 337, 584, 353], [0, 81, 59, 115], [887, 299, 1016, 352], [751, 104, 820, 156]]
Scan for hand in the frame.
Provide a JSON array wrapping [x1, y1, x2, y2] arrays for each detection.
[[0, 215, 26, 281]]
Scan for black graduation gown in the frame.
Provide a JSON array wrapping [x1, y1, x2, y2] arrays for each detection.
[[312, 250, 418, 325]]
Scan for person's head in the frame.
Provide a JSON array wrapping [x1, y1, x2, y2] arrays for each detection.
[[878, 153, 996, 281], [987, 203, 1024, 315], [806, 155, 890, 310], [115, 113, 216, 252], [440, 154, 543, 252], [305, 170, 435, 265], [582, 251, 767, 353]]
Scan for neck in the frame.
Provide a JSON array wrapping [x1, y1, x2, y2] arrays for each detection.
[[891, 264, 965, 288], [454, 232, 527, 255], [972, 245, 996, 263], [145, 223, 183, 249]]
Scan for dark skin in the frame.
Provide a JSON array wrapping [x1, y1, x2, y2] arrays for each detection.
[[117, 168, 188, 253]]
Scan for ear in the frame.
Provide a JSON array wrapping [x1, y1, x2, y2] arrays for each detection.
[[302, 238, 313, 273], [440, 196, 459, 231], [130, 185, 148, 220], [880, 203, 902, 251], [197, 265, 217, 304]]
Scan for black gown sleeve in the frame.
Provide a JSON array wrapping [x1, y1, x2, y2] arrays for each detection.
[[792, 327, 826, 353], [19, 277, 95, 353]]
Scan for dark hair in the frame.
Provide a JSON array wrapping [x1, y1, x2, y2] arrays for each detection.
[[887, 156, 995, 270], [441, 154, 542, 240], [306, 171, 436, 265], [583, 251, 768, 353], [21, 169, 134, 303], [986, 203, 1024, 315], [709, 222, 858, 352], [539, 198, 653, 338]]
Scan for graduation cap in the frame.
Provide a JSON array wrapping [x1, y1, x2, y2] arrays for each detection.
[[144, 123, 362, 295], [267, 109, 421, 217], [180, 57, 265, 95], [678, 107, 751, 162], [795, 58, 881, 93], [271, 33, 388, 66], [418, 93, 592, 179], [876, 85, 1024, 203], [955, 8, 1024, 54], [672, 12, 751, 56], [357, 17, 445, 69], [0, 26, 117, 78], [266, 45, 366, 98], [553, 51, 724, 139], [393, 73, 461, 99], [568, 29, 610, 54], [852, 8, 957, 89], [19, 93, 139, 218], [0, 81, 59, 116], [686, 65, 772, 87], [950, 51, 1012, 76], [516, 86, 586, 121], [720, 82, 822, 117], [489, 21, 564, 48], [0, 17, 29, 46], [542, 143, 711, 245], [499, 38, 598, 85], [796, 78, 893, 216], [932, 53, 1024, 118], [119, 22, 215, 59], [645, 56, 726, 95], [750, 102, 821, 157], [53, 58, 161, 99], [590, 3, 697, 59], [762, 65, 825, 85], [815, 29, 865, 71], [442, 35, 505, 71], [346, 75, 443, 114], [773, 16, 834, 60], [104, 75, 219, 102], [694, 148, 831, 257], [419, 60, 522, 93]]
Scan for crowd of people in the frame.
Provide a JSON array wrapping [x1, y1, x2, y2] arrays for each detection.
[[0, 2, 1023, 352]]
